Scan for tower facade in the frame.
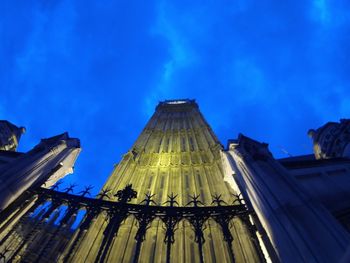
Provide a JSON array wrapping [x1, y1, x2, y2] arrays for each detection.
[[68, 100, 261, 262], [105, 99, 228, 205], [0, 130, 81, 262], [0, 120, 25, 152]]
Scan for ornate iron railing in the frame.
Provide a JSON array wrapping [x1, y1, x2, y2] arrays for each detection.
[[0, 184, 266, 263]]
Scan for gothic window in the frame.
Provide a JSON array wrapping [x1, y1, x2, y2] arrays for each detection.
[[159, 137, 163, 152], [160, 175, 165, 188], [182, 137, 186, 152], [166, 137, 170, 152], [185, 172, 190, 189], [147, 176, 153, 189], [189, 137, 195, 151], [197, 170, 202, 187]]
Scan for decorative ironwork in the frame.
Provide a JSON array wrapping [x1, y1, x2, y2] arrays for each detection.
[[186, 194, 204, 207], [140, 192, 157, 206], [78, 185, 94, 197], [163, 193, 178, 207], [0, 185, 265, 263], [212, 195, 236, 263], [0, 246, 11, 262], [95, 185, 138, 263], [63, 205, 102, 263], [114, 184, 137, 203], [188, 212, 207, 263], [36, 200, 82, 262], [96, 188, 111, 200], [161, 210, 182, 263], [133, 193, 157, 263], [240, 213, 266, 263], [211, 193, 228, 206], [64, 183, 77, 194], [232, 193, 244, 205], [51, 180, 63, 191]]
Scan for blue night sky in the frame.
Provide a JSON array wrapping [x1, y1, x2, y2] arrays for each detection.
[[1, 1, 350, 194]]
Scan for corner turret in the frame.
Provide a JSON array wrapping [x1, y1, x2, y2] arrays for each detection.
[[308, 119, 350, 159], [0, 120, 25, 151]]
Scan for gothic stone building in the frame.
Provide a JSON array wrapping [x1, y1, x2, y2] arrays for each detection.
[[0, 101, 349, 263]]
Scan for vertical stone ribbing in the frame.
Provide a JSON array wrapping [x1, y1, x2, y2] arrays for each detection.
[[70, 100, 260, 263]]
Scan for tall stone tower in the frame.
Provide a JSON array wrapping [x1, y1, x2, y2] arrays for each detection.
[[105, 99, 229, 205], [69, 100, 260, 262]]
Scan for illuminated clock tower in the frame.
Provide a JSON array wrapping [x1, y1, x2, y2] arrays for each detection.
[[67, 100, 261, 262]]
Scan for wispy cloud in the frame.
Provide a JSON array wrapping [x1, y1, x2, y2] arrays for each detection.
[[143, 1, 199, 115], [1, 0, 350, 187], [144, 0, 350, 157], [311, 0, 331, 25]]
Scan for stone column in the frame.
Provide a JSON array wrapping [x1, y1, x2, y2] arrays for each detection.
[[225, 134, 350, 263], [0, 133, 80, 211]]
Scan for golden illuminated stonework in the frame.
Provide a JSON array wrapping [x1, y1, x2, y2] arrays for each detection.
[[66, 99, 262, 262]]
